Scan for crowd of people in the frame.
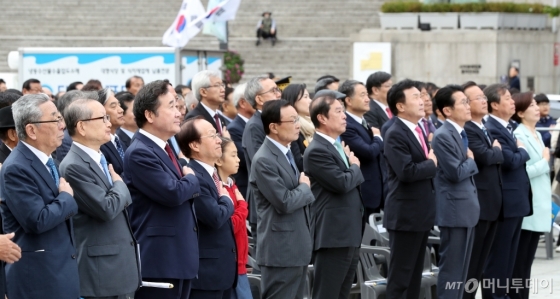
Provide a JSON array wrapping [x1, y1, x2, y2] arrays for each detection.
[[0, 69, 555, 299]]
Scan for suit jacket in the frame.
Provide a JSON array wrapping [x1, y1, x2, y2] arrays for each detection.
[[364, 99, 389, 129], [123, 132, 200, 280], [485, 116, 532, 218], [0, 142, 79, 299], [0, 143, 11, 163], [55, 129, 73, 162], [303, 133, 364, 250], [340, 114, 385, 210], [381, 117, 396, 139], [189, 160, 237, 291], [431, 114, 444, 129], [464, 121, 504, 221], [185, 102, 230, 133], [101, 140, 127, 176], [431, 121, 480, 228], [60, 144, 140, 297], [383, 118, 437, 231], [242, 111, 266, 224], [250, 138, 315, 266], [227, 115, 249, 198], [116, 128, 133, 148]]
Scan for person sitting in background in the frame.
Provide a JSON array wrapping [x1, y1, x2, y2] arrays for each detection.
[[0, 91, 20, 109], [67, 81, 83, 92], [534, 93, 555, 148], [21, 78, 42, 95], [82, 79, 103, 91], [115, 91, 137, 148], [219, 87, 237, 123], [509, 67, 521, 91], [126, 76, 144, 95], [184, 91, 198, 114], [0, 79, 6, 92], [176, 94, 188, 122], [0, 106, 18, 163], [97, 88, 127, 176], [315, 75, 340, 93], [283, 84, 314, 155], [256, 11, 277, 46], [175, 84, 192, 98]]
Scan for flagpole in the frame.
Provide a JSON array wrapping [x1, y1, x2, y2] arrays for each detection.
[[219, 21, 229, 51], [174, 47, 182, 85]]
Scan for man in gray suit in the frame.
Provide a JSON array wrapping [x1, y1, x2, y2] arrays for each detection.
[[60, 98, 141, 299], [303, 91, 365, 299], [431, 85, 480, 299], [250, 100, 315, 299]]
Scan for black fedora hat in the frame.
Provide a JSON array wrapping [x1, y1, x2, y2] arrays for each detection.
[[262, 11, 272, 17], [0, 106, 15, 129]]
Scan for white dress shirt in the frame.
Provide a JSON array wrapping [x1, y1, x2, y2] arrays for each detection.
[[347, 111, 383, 141], [398, 117, 423, 146], [237, 113, 249, 123], [119, 128, 135, 139], [73, 141, 104, 173], [138, 129, 166, 150], [21, 141, 50, 171], [445, 119, 464, 135], [315, 131, 336, 145], [373, 100, 391, 118]]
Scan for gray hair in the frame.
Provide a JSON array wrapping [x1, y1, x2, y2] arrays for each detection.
[[12, 94, 51, 141], [244, 75, 269, 109], [64, 98, 96, 137], [191, 70, 222, 102], [97, 88, 114, 106], [232, 83, 247, 108], [57, 90, 87, 116], [184, 92, 197, 111]]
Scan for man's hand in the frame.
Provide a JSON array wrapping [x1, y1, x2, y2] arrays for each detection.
[[58, 177, 73, 196], [219, 185, 230, 198], [428, 133, 434, 143], [0, 233, 21, 264], [467, 148, 474, 159], [371, 127, 381, 136], [349, 151, 360, 167], [341, 141, 351, 157], [299, 172, 310, 187], [428, 149, 438, 167], [493, 139, 501, 149], [108, 164, 122, 182], [182, 166, 194, 176]]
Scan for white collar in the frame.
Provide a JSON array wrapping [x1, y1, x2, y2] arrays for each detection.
[[346, 111, 364, 125], [139, 129, 166, 150], [21, 141, 50, 166], [398, 117, 419, 132], [237, 113, 249, 123], [489, 114, 509, 129], [200, 102, 217, 118], [470, 120, 485, 129], [5, 144, 12, 151], [445, 119, 464, 135], [373, 99, 388, 110], [193, 159, 216, 178], [73, 141, 102, 167], [119, 128, 135, 138], [266, 136, 290, 155], [315, 131, 336, 145]]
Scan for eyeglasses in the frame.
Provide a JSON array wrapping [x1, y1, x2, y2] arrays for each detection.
[[205, 83, 226, 89], [201, 132, 222, 139], [459, 99, 471, 106], [257, 87, 281, 96], [420, 92, 430, 98], [278, 116, 300, 125], [29, 116, 64, 125], [80, 115, 111, 123], [472, 96, 487, 102]]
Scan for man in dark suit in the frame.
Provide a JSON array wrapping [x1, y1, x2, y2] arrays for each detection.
[[226, 83, 255, 198], [383, 80, 438, 299], [54, 90, 88, 161], [364, 71, 392, 128], [303, 91, 365, 299], [251, 100, 315, 298], [60, 98, 140, 299], [124, 80, 200, 299], [431, 102, 445, 129], [97, 88, 127, 176], [115, 91, 137, 148], [177, 117, 236, 299], [432, 85, 480, 299], [185, 70, 230, 135], [0, 106, 17, 163], [1, 93, 79, 299], [482, 84, 531, 299], [462, 82, 503, 299], [339, 80, 384, 216]]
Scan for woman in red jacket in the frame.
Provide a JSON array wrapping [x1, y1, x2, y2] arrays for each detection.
[[216, 137, 252, 299]]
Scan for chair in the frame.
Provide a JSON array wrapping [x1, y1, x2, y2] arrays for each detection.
[[247, 274, 262, 299], [358, 246, 390, 299]]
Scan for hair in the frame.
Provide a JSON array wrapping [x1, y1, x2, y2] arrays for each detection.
[[176, 116, 204, 158], [387, 79, 417, 116], [316, 75, 339, 83], [433, 85, 464, 118], [0, 106, 14, 140], [82, 79, 103, 91], [174, 84, 188, 95], [509, 88, 520, 95], [12, 94, 50, 141], [261, 99, 291, 135], [461, 81, 478, 92], [534, 93, 549, 105], [232, 83, 247, 108], [412, 81, 426, 93], [115, 91, 135, 113], [310, 92, 339, 128], [483, 84, 509, 113], [5, 89, 23, 96], [22, 78, 40, 91], [134, 80, 170, 128], [282, 84, 307, 111], [0, 79, 5, 85], [66, 81, 83, 92], [511, 92, 534, 123], [338, 80, 364, 107], [267, 72, 275, 79], [57, 90, 87, 116], [244, 75, 269, 109], [64, 99, 96, 137], [184, 91, 197, 113], [225, 87, 234, 102], [314, 77, 337, 93], [125, 76, 144, 89], [365, 71, 391, 95], [478, 84, 487, 91], [0, 92, 20, 109], [97, 88, 115, 106], [219, 137, 235, 159], [426, 82, 439, 98], [191, 70, 221, 101]]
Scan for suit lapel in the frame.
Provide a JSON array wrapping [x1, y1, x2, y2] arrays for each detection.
[[137, 134, 181, 179], [197, 104, 219, 132], [396, 118, 425, 156], [19, 145, 59, 195], [314, 134, 349, 168], [370, 100, 389, 122], [444, 122, 466, 156], [105, 142, 124, 167], [264, 139, 298, 185], [0, 143, 11, 159], [488, 117, 516, 144], [518, 124, 541, 154], [71, 144, 112, 189], [347, 113, 373, 139], [190, 159, 218, 195]]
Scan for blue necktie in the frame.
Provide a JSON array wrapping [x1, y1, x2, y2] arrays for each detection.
[[285, 150, 298, 176], [507, 124, 517, 141], [481, 125, 491, 144], [460, 130, 469, 152], [333, 140, 350, 168], [100, 154, 113, 186], [114, 136, 125, 161], [46, 158, 59, 187]]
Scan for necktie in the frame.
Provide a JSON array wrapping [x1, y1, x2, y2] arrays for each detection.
[[114, 136, 125, 161], [361, 119, 369, 130], [100, 154, 113, 186], [506, 124, 517, 141], [460, 130, 469, 152], [333, 141, 349, 168], [481, 125, 491, 144], [285, 150, 298, 176], [385, 107, 393, 118], [46, 158, 59, 187], [422, 119, 430, 135], [164, 144, 182, 176], [212, 170, 222, 193], [414, 126, 429, 158], [214, 114, 223, 135]]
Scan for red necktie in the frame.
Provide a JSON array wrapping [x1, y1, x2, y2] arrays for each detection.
[[422, 119, 430, 135], [212, 170, 222, 193], [385, 107, 393, 118], [164, 144, 182, 176], [414, 126, 429, 158], [214, 114, 223, 135]]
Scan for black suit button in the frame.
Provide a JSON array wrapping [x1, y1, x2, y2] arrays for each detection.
[[232, 249, 236, 253], [71, 254, 76, 259], [194, 227, 198, 232], [130, 241, 134, 246]]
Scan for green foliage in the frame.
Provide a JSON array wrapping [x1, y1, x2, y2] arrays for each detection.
[[222, 50, 244, 84], [381, 2, 553, 16]]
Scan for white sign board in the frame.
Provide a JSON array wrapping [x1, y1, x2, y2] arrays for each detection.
[[353, 42, 392, 84]]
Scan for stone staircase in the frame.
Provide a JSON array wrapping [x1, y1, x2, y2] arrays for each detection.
[[0, 0, 382, 86]]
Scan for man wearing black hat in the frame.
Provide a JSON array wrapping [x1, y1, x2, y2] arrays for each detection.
[[0, 106, 18, 163], [256, 11, 277, 46]]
